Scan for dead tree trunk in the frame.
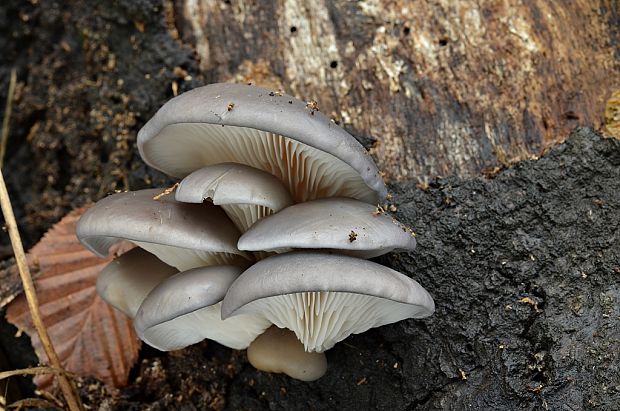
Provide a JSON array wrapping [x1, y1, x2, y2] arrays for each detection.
[[174, 0, 619, 181]]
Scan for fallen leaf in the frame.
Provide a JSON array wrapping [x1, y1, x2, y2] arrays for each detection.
[[5, 207, 140, 389]]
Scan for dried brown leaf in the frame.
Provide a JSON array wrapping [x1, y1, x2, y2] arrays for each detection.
[[6, 207, 140, 388]]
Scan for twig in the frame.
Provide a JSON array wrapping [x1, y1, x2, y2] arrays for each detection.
[[36, 389, 65, 409], [0, 367, 77, 381], [0, 68, 17, 169], [152, 182, 179, 200], [8, 398, 61, 410], [0, 171, 83, 411]]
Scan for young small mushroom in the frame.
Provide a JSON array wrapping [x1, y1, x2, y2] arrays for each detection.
[[96, 247, 178, 318], [175, 163, 293, 231], [134, 265, 271, 351], [221, 252, 434, 352], [238, 197, 416, 258], [247, 326, 327, 381], [137, 83, 387, 203], [76, 189, 251, 271]]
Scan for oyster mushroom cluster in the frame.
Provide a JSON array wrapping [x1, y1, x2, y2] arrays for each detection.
[[77, 83, 435, 381]]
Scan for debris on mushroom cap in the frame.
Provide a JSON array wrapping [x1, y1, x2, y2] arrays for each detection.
[[76, 189, 251, 271], [134, 265, 270, 351], [238, 197, 416, 258], [247, 326, 327, 381], [137, 83, 387, 203], [222, 252, 434, 352], [96, 248, 178, 318], [175, 163, 293, 231]]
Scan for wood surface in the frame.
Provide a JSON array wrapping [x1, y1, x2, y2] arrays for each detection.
[[174, 0, 619, 181]]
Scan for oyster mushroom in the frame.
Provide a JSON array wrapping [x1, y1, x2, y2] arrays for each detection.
[[238, 197, 416, 258], [77, 85, 435, 384], [175, 162, 293, 231], [134, 265, 270, 350], [247, 326, 327, 381], [137, 83, 387, 203], [96, 247, 178, 318], [222, 252, 434, 353], [76, 189, 250, 271]]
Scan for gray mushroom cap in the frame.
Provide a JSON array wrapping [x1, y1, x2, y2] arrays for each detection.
[[176, 163, 293, 232], [96, 247, 178, 318], [134, 265, 271, 351], [221, 252, 434, 352], [76, 189, 249, 271], [137, 83, 387, 203], [176, 163, 292, 210], [136, 265, 240, 331], [238, 197, 416, 258]]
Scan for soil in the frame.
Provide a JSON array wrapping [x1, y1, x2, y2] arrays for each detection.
[[0, 0, 619, 410]]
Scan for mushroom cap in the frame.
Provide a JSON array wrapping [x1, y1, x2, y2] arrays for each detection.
[[76, 189, 249, 270], [176, 163, 292, 211], [176, 163, 293, 232], [137, 83, 387, 203], [247, 326, 327, 381], [221, 252, 434, 352], [96, 248, 177, 318], [134, 265, 270, 351], [238, 197, 416, 258]]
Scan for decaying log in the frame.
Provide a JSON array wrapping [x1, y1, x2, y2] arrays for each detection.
[[175, 0, 620, 180]]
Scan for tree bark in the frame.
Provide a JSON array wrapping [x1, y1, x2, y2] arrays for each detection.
[[175, 0, 620, 180]]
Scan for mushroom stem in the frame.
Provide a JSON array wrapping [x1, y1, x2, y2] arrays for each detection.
[[247, 326, 327, 381]]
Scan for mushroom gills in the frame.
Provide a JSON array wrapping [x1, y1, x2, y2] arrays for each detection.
[[133, 241, 250, 271], [221, 252, 435, 353], [150, 123, 376, 203], [218, 204, 282, 258], [220, 203, 272, 232], [233, 291, 426, 353]]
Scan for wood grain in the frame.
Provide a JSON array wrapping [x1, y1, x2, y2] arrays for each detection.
[[176, 0, 620, 182]]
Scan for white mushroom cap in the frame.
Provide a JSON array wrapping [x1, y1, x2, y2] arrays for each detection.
[[221, 252, 434, 352], [137, 83, 387, 203], [134, 265, 271, 351], [96, 248, 178, 318], [176, 163, 293, 231], [76, 189, 251, 271], [247, 326, 327, 381], [238, 197, 416, 258]]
